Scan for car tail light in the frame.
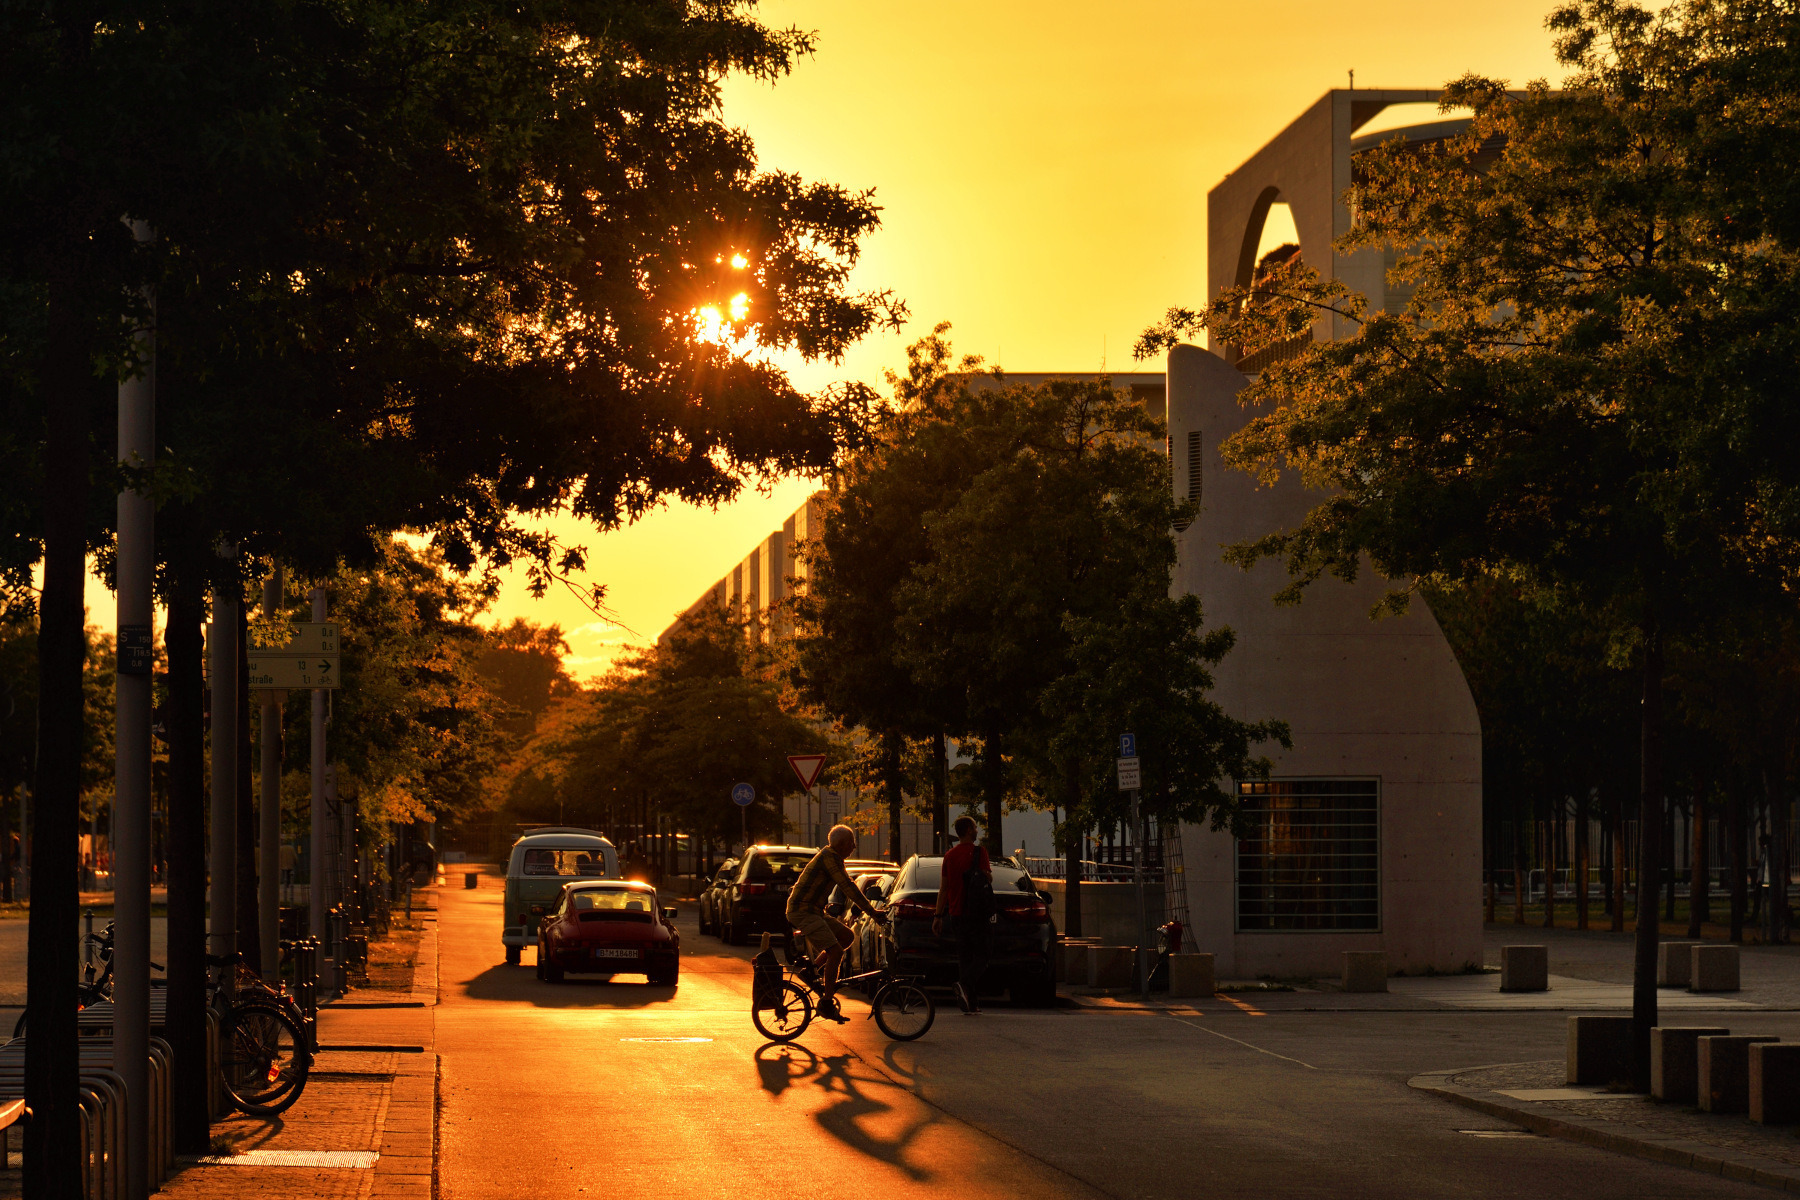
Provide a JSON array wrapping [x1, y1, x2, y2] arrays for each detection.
[[744, 882, 768, 896], [895, 900, 934, 921], [1002, 900, 1049, 922]]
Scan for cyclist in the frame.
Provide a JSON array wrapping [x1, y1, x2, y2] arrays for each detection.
[[786, 824, 888, 1022]]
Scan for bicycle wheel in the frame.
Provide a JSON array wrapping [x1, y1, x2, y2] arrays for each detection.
[[13, 982, 108, 1039], [872, 981, 935, 1041], [751, 981, 813, 1043], [222, 1000, 311, 1115]]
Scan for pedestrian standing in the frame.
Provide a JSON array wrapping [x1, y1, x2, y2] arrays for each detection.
[[933, 815, 993, 1014]]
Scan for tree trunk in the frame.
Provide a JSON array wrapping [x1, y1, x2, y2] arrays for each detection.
[[930, 729, 948, 855], [1576, 789, 1590, 930], [164, 577, 210, 1152], [1611, 788, 1626, 932], [882, 730, 903, 862], [1632, 623, 1664, 1091], [1063, 757, 1083, 939], [1665, 798, 1678, 922], [24, 254, 91, 1196], [1767, 768, 1789, 945], [235, 601, 260, 972], [1689, 790, 1710, 937], [981, 728, 1004, 856], [1543, 799, 1557, 929], [1730, 776, 1746, 944], [1512, 801, 1526, 925]]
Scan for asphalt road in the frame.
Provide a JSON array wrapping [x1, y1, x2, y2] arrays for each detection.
[[434, 878, 1784, 1200]]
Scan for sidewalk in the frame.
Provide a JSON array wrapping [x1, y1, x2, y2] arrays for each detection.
[[1414, 1059, 1800, 1193], [157, 897, 439, 1199]]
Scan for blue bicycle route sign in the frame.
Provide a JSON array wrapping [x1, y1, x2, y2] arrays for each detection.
[[731, 782, 755, 807]]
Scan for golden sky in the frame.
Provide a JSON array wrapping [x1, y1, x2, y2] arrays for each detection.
[[486, 0, 1572, 677], [72, 2, 1579, 667]]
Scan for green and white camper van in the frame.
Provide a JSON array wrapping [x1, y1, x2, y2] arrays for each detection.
[[502, 827, 619, 964]]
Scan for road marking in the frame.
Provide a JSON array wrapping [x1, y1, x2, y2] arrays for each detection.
[[1163, 1014, 1318, 1070], [193, 1150, 378, 1168], [619, 1037, 714, 1043], [1459, 1130, 1536, 1138], [1214, 992, 1267, 1016]]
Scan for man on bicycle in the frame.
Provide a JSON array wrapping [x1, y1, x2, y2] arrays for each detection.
[[787, 824, 887, 1021]]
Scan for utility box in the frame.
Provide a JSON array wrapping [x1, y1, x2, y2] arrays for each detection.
[[1169, 953, 1216, 998]]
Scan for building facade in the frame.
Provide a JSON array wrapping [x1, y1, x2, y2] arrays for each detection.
[[1167, 90, 1484, 978]]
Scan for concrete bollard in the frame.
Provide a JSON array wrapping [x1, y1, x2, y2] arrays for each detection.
[[464, 872, 479, 890], [1501, 945, 1549, 992], [1657, 941, 1700, 988], [1342, 951, 1387, 993], [1168, 953, 1216, 998], [1750, 1043, 1800, 1124], [1087, 945, 1135, 990], [1650, 1026, 1730, 1104], [1698, 1035, 1780, 1113], [1691, 944, 1741, 993], [1567, 1015, 1635, 1085], [1054, 939, 1100, 983]]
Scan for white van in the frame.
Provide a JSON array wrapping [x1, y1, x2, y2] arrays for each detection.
[[501, 828, 619, 965]]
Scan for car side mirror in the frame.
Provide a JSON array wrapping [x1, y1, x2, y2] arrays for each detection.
[[1037, 890, 1053, 904], [662, 907, 678, 922]]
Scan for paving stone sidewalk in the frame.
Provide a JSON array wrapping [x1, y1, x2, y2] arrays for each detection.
[[1414, 1058, 1800, 1193], [155, 901, 440, 1199]]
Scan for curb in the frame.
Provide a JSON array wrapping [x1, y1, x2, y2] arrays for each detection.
[[1409, 1070, 1800, 1192]]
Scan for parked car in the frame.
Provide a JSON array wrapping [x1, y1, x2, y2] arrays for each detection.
[[867, 854, 1057, 1005], [717, 844, 817, 945], [501, 827, 619, 966], [536, 880, 680, 986], [844, 872, 899, 976], [828, 860, 898, 920], [697, 858, 738, 936]]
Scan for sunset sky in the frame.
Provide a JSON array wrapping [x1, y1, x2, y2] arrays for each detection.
[[79, 3, 1576, 671], [483, 0, 1571, 678]]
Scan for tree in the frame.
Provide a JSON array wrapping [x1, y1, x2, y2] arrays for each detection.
[[1139, 0, 1800, 1085]]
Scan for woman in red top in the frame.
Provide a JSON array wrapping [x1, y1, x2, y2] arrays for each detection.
[[933, 816, 992, 1014]]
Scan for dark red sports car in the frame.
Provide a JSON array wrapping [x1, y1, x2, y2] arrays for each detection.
[[536, 880, 680, 986]]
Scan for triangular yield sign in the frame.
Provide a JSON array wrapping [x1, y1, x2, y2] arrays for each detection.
[[787, 753, 826, 790]]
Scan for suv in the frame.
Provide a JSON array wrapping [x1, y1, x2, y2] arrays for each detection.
[[874, 854, 1056, 1005], [717, 845, 817, 946]]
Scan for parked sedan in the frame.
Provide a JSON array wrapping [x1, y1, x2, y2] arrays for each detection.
[[697, 858, 737, 936], [718, 845, 817, 945], [536, 880, 680, 986], [870, 854, 1056, 1005]]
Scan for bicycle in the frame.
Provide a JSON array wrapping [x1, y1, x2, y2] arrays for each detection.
[[751, 940, 935, 1044], [208, 951, 314, 1117], [11, 924, 123, 1039]]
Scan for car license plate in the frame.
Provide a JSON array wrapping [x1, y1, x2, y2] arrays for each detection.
[[594, 948, 639, 960]]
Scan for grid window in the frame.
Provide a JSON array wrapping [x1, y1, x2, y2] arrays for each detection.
[[1236, 779, 1380, 931]]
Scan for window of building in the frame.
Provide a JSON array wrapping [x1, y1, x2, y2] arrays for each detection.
[[1235, 779, 1379, 931], [1174, 430, 1202, 532]]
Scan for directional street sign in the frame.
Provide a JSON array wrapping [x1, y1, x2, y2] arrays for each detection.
[[1116, 756, 1141, 791], [731, 782, 756, 807], [787, 754, 826, 791], [255, 622, 340, 655], [247, 654, 340, 690]]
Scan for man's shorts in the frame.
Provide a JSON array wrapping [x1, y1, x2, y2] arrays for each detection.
[[789, 909, 853, 956]]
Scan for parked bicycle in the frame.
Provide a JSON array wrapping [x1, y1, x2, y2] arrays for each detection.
[[751, 939, 934, 1043], [9, 922, 141, 1038]]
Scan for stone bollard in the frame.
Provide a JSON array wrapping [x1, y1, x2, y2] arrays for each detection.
[[1698, 1035, 1780, 1113], [1055, 939, 1099, 983], [1501, 945, 1549, 992], [1691, 944, 1741, 993], [1087, 945, 1135, 990], [1650, 1026, 1730, 1104], [1342, 951, 1387, 993], [464, 872, 479, 890], [1567, 1015, 1635, 1085], [1168, 953, 1216, 999], [1750, 1043, 1800, 1124], [1657, 941, 1699, 988]]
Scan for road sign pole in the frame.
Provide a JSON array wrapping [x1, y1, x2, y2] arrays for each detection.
[[258, 566, 283, 979], [113, 219, 154, 1200], [310, 588, 327, 947], [1132, 788, 1149, 1001]]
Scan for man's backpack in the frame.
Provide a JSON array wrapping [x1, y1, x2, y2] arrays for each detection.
[[961, 855, 995, 921]]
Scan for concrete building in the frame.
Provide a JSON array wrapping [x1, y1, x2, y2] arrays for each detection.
[[1166, 90, 1484, 978]]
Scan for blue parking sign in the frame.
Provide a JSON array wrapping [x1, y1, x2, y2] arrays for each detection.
[[1118, 733, 1137, 758]]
